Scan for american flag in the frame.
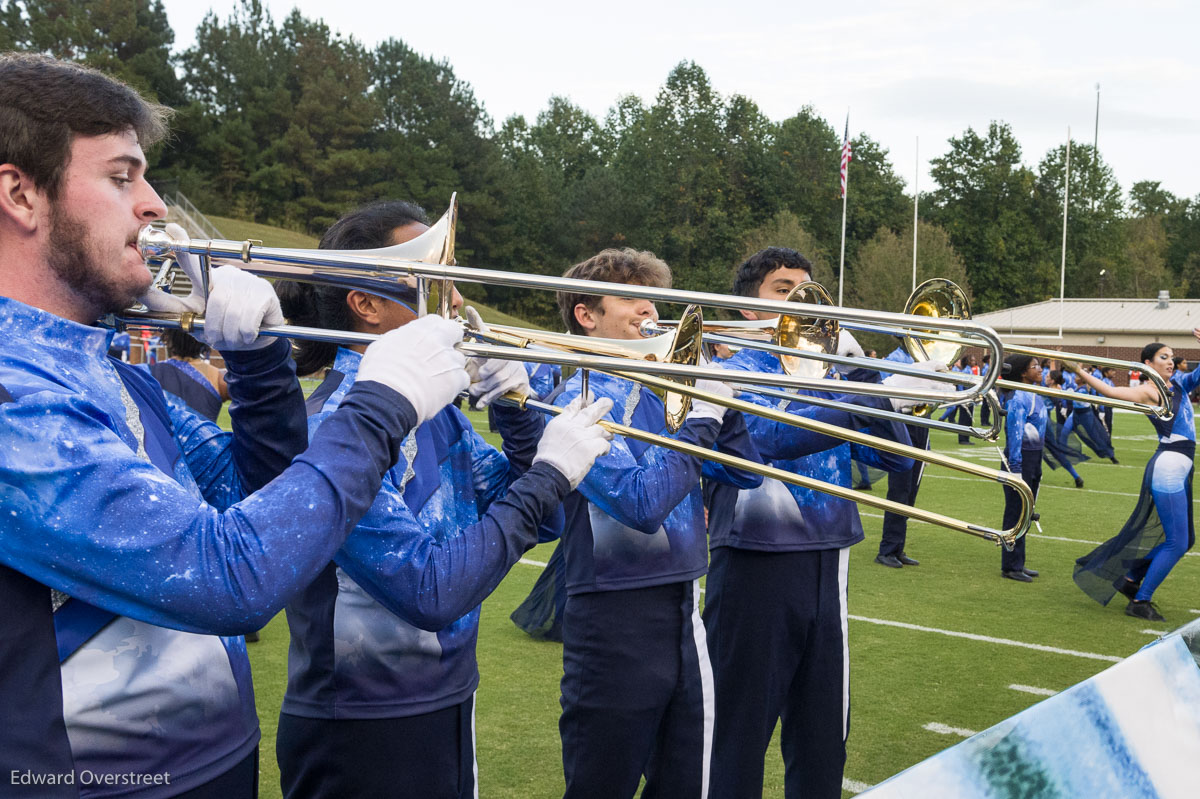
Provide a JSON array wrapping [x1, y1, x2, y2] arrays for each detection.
[[839, 116, 852, 198]]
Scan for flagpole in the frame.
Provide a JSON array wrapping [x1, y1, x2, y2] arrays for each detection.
[[1059, 127, 1070, 339], [838, 184, 848, 306], [912, 136, 919, 292], [838, 111, 850, 306]]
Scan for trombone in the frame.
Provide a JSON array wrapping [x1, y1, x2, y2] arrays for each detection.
[[123, 310, 1031, 548], [132, 197, 1005, 410]]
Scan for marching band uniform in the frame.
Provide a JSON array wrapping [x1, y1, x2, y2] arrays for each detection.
[[277, 346, 567, 799], [1000, 384, 1047, 578], [703, 347, 914, 799], [553, 370, 760, 799], [878, 347, 931, 564], [1075, 366, 1200, 608], [0, 299, 422, 797]]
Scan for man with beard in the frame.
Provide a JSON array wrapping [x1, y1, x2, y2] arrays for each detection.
[[0, 54, 470, 797]]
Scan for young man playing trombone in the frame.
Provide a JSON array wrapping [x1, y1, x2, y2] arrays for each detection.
[[703, 247, 946, 799], [0, 54, 471, 797], [550, 248, 762, 799]]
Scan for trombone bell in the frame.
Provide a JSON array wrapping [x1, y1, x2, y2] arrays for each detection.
[[776, 282, 839, 378], [903, 278, 972, 366]]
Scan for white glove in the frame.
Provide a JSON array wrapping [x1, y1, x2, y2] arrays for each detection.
[[357, 315, 470, 425], [534, 395, 614, 490], [460, 307, 530, 407], [136, 223, 205, 314], [469, 357, 531, 408], [198, 265, 285, 350], [883, 358, 950, 411], [687, 378, 735, 423], [837, 329, 865, 359]]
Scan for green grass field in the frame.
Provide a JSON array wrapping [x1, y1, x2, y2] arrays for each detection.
[[234, 407, 1196, 798]]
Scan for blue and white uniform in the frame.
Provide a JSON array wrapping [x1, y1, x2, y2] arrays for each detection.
[[553, 369, 761, 799], [0, 296, 417, 798], [878, 347, 933, 559], [147, 359, 223, 421], [703, 347, 914, 799], [1076, 367, 1200, 604], [1001, 389, 1047, 574], [278, 347, 566, 799], [523, 361, 561, 401]]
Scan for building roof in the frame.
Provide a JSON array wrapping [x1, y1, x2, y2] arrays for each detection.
[[974, 296, 1200, 336]]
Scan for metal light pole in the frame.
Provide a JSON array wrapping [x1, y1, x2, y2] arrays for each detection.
[[1091, 83, 1100, 214]]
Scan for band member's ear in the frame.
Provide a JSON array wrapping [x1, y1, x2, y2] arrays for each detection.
[[0, 164, 41, 233], [347, 290, 389, 327], [574, 302, 597, 333], [737, 307, 757, 322]]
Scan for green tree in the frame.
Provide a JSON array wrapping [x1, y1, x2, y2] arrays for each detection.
[[926, 122, 1055, 311]]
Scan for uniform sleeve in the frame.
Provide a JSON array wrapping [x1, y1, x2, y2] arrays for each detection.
[[0, 380, 417, 635], [700, 410, 764, 489], [471, 402, 545, 511], [1005, 394, 1029, 473], [559, 386, 720, 535], [1175, 368, 1200, 396], [161, 338, 307, 511], [333, 456, 570, 631]]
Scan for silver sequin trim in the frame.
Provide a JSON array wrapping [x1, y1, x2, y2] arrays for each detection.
[[622, 384, 641, 427], [398, 430, 420, 493]]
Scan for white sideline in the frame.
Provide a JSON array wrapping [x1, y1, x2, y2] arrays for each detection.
[[514, 560, 1126, 662], [1008, 684, 1057, 697], [923, 722, 978, 737]]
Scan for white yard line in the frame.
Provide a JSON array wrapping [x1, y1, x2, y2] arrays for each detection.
[[842, 777, 873, 794], [1008, 684, 1057, 697], [847, 615, 1124, 663], [923, 722, 978, 738], [1141, 629, 1167, 636]]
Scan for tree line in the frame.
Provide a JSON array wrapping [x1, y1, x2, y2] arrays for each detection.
[[4, 0, 1198, 327]]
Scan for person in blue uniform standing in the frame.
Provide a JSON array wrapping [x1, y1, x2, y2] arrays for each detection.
[[1073, 336, 1200, 622], [876, 344, 931, 568], [551, 248, 762, 799], [999, 354, 1046, 582], [703, 247, 948, 799], [273, 200, 612, 799], [0, 54, 470, 798], [1043, 369, 1087, 488]]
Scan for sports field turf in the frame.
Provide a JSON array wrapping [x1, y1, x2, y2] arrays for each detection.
[[242, 407, 1195, 797]]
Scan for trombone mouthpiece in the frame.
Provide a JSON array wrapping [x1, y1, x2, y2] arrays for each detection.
[[638, 319, 663, 338], [137, 225, 183, 261]]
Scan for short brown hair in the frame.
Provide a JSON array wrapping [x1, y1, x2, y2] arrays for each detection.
[[0, 53, 171, 199], [557, 248, 671, 335]]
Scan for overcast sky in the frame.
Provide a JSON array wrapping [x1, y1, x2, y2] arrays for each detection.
[[161, 0, 1200, 201]]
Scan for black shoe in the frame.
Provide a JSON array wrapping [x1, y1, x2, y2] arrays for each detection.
[[244, 630, 260, 643], [1002, 569, 1033, 582], [1074, 476, 1085, 488], [1125, 599, 1165, 622], [854, 482, 872, 491], [897, 552, 920, 566], [959, 440, 974, 445], [875, 554, 903, 568], [1117, 578, 1141, 601], [1022, 567, 1039, 578], [1110, 457, 1120, 465]]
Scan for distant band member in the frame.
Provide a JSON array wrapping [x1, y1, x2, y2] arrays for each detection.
[[274, 201, 612, 799], [999, 354, 1045, 582], [1074, 335, 1200, 622]]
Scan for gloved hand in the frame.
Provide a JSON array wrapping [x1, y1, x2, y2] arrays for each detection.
[[533, 395, 614, 490], [837, 329, 865, 359], [136, 223, 206, 315], [460, 307, 531, 407], [883, 358, 950, 411], [199, 265, 286, 350], [357, 315, 470, 425], [687, 378, 735, 423], [469, 357, 531, 408]]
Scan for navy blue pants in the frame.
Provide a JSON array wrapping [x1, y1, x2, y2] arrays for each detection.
[[276, 697, 476, 799], [560, 581, 713, 799], [704, 547, 850, 799], [177, 748, 257, 799], [880, 424, 930, 557], [1001, 449, 1041, 573]]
